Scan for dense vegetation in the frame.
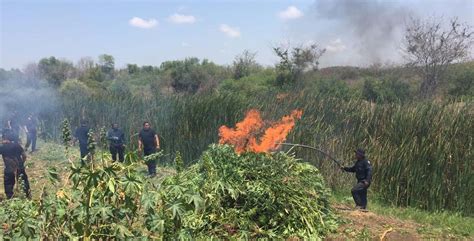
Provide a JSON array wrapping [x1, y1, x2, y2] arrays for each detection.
[[0, 142, 337, 239], [40, 86, 474, 215], [0, 49, 473, 239]]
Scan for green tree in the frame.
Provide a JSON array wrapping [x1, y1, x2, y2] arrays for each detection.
[[403, 17, 473, 97], [38, 57, 74, 86], [126, 64, 139, 75], [160, 58, 227, 94], [77, 57, 105, 82], [232, 50, 259, 79], [141, 65, 154, 73], [273, 44, 326, 87], [98, 54, 115, 80], [83, 66, 105, 82]]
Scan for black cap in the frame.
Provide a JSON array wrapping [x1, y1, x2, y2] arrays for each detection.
[[355, 148, 365, 157]]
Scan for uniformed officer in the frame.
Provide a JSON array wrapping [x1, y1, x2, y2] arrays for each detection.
[[342, 148, 372, 210], [138, 121, 160, 176], [74, 119, 90, 165], [0, 133, 31, 199], [107, 123, 126, 162]]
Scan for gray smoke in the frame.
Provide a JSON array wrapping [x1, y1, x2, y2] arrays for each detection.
[[309, 0, 412, 65], [295, 0, 474, 66], [0, 70, 59, 134]]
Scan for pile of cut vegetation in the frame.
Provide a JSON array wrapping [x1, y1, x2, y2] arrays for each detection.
[[160, 144, 338, 239]]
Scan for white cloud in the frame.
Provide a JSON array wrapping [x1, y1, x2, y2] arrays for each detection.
[[168, 13, 196, 24], [181, 42, 190, 47], [279, 6, 304, 20], [219, 24, 241, 38], [129, 17, 158, 29], [326, 38, 347, 53]]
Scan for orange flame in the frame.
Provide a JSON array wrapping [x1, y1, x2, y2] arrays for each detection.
[[219, 109, 303, 153]]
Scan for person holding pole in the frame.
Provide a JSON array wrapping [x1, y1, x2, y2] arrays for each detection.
[[341, 148, 372, 211]]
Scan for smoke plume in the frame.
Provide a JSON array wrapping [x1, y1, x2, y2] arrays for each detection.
[[309, 0, 411, 65], [0, 70, 59, 134], [294, 0, 474, 66]]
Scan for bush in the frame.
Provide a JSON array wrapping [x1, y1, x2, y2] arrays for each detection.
[[361, 77, 412, 103], [219, 70, 276, 97], [305, 76, 354, 99], [447, 65, 474, 98]]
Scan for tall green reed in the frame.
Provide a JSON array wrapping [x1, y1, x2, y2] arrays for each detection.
[[54, 90, 472, 214]]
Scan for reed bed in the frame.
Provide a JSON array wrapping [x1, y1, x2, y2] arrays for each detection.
[[49, 91, 473, 214]]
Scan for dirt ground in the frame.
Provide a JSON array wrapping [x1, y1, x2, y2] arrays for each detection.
[[326, 204, 421, 240], [326, 203, 474, 241]]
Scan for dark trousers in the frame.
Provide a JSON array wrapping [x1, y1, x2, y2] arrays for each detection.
[[25, 130, 37, 152], [110, 144, 125, 162], [79, 143, 89, 165], [351, 182, 369, 208], [144, 149, 157, 175], [4, 165, 31, 199]]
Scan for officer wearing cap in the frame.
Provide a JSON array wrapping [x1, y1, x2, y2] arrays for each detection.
[[342, 148, 372, 210]]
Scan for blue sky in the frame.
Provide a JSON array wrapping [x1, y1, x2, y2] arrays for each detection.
[[1, 0, 473, 69]]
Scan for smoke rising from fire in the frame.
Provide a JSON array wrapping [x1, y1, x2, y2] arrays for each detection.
[[289, 0, 474, 66], [314, 0, 410, 64], [0, 72, 59, 132], [219, 109, 303, 153]]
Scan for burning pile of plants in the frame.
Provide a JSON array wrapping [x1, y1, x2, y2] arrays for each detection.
[[161, 144, 338, 239], [157, 109, 338, 238]]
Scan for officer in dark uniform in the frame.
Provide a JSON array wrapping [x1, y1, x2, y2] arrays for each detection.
[[0, 133, 31, 199], [342, 148, 372, 210], [74, 120, 90, 164], [8, 111, 21, 143], [24, 114, 38, 153], [107, 123, 125, 162], [138, 121, 160, 176]]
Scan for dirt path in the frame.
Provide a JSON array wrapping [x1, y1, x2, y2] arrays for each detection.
[[326, 203, 427, 240]]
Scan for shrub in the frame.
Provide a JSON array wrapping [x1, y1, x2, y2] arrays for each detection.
[[361, 77, 412, 103]]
